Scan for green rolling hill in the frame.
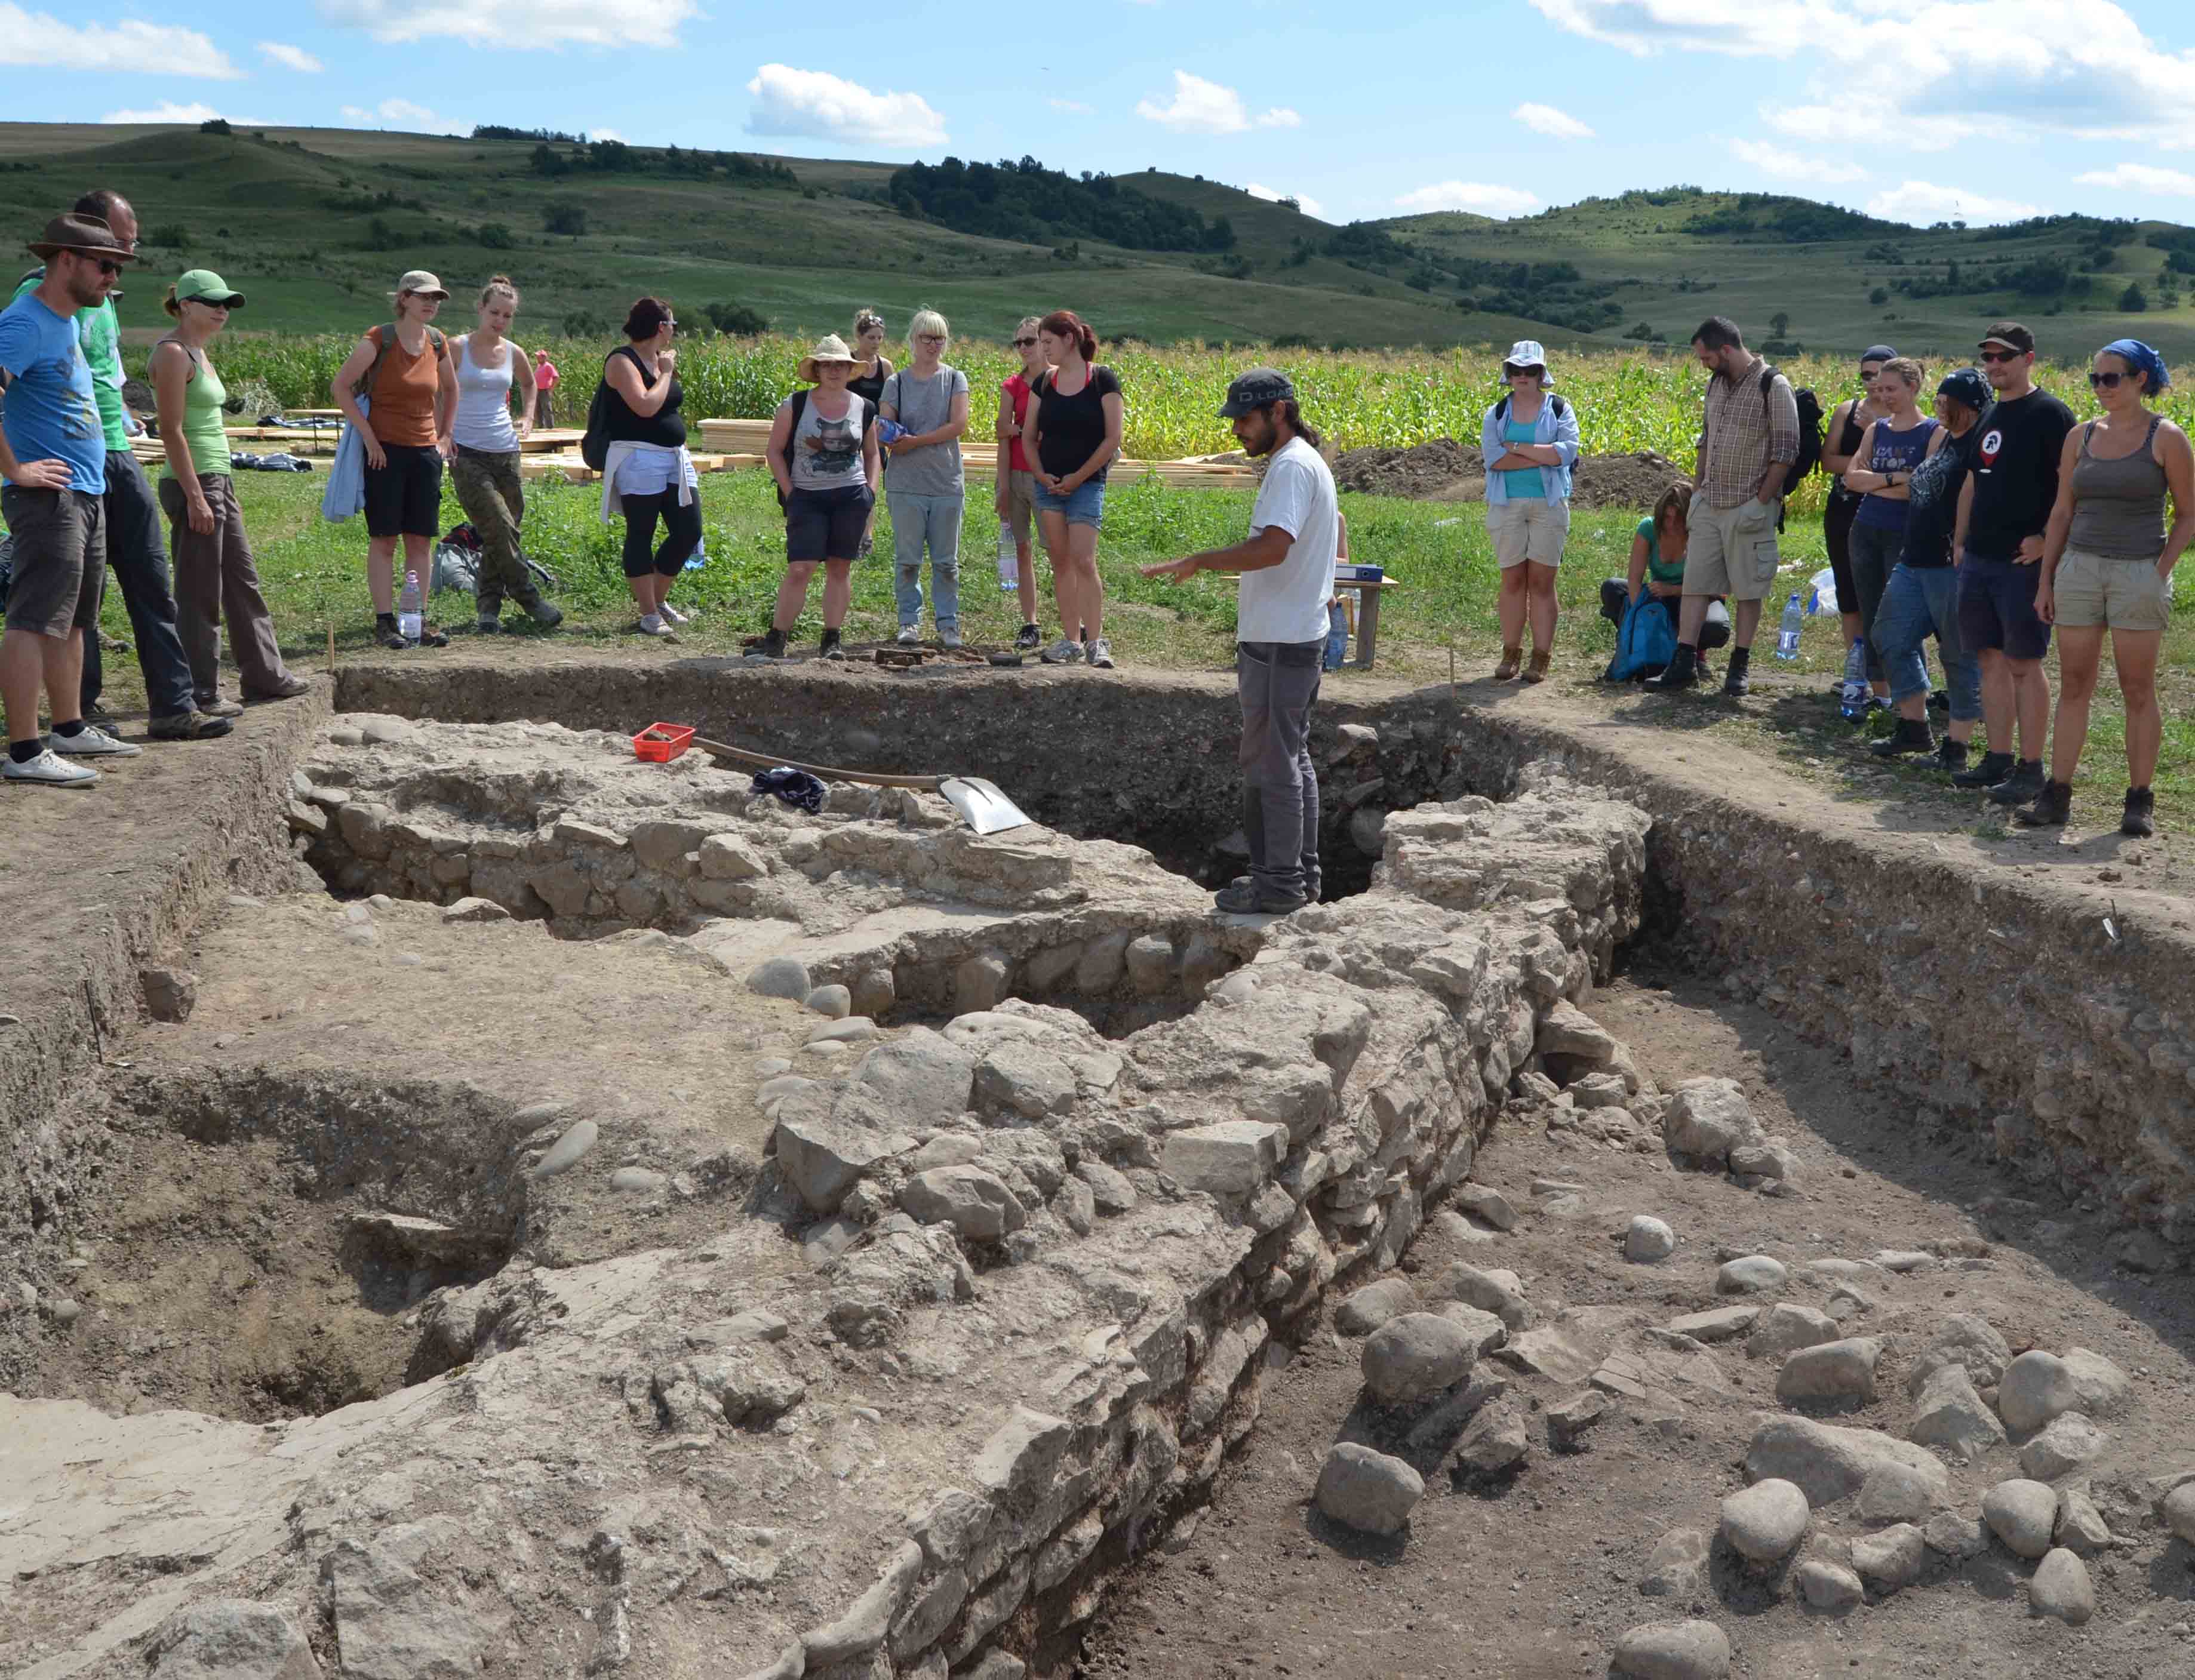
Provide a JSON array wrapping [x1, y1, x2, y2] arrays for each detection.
[[0, 122, 2181, 363]]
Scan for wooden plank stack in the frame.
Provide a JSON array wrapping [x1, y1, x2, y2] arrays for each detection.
[[695, 418, 1259, 490]]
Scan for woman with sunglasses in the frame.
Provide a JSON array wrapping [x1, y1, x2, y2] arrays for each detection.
[[2018, 339, 2195, 833], [849, 308, 892, 559], [150, 270, 305, 713], [994, 316, 1049, 650]]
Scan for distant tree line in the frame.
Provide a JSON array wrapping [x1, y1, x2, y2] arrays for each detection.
[[526, 140, 799, 188], [886, 157, 1233, 253]]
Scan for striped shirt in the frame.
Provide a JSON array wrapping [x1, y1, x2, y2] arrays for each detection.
[[1699, 353, 1800, 510]]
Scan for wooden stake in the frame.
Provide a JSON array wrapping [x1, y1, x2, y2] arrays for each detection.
[[326, 621, 336, 669], [1448, 644, 1456, 701]]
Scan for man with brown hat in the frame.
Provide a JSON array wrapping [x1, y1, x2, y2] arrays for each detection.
[[0, 211, 142, 785]]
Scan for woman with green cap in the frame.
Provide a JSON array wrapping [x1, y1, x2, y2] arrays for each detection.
[[150, 270, 305, 712]]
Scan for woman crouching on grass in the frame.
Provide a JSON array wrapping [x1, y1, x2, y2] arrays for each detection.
[[1026, 309, 1124, 669], [2019, 338, 2195, 835], [1480, 339, 1580, 682], [152, 270, 306, 716]]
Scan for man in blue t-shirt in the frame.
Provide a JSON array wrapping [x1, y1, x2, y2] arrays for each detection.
[[0, 211, 143, 786]]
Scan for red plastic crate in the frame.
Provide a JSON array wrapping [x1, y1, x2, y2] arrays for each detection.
[[632, 722, 694, 764]]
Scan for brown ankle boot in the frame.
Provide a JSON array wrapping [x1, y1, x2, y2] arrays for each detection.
[[1494, 645, 1523, 681], [1522, 648, 1553, 684]]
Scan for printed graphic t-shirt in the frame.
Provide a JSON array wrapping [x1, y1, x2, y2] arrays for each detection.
[[1960, 389, 2076, 561], [0, 293, 107, 493], [782, 390, 871, 493]]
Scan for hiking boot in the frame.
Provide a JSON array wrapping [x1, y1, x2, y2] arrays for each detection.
[[51, 723, 141, 758], [940, 624, 964, 650], [1086, 637, 1115, 669], [416, 623, 450, 648], [1721, 647, 1752, 697], [246, 675, 311, 702], [1928, 688, 1950, 713], [475, 614, 501, 635], [2122, 786, 2156, 838], [199, 696, 245, 718], [1935, 737, 1969, 774], [82, 702, 118, 731], [147, 710, 233, 741], [1015, 621, 1041, 651], [3, 746, 97, 786], [2012, 779, 2073, 827], [1522, 648, 1551, 684], [522, 597, 563, 628], [1040, 636, 1084, 665], [1645, 644, 1701, 691], [1986, 759, 2047, 806], [1213, 880, 1307, 916], [1868, 718, 1935, 758], [756, 627, 788, 659], [1493, 645, 1523, 681], [374, 616, 408, 651], [1950, 749, 2014, 790], [819, 629, 845, 661], [895, 624, 922, 647]]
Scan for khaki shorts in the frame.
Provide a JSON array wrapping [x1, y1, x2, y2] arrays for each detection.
[[1486, 497, 1570, 568], [2052, 547, 2173, 632], [1001, 470, 1037, 543], [1683, 493, 1782, 602]]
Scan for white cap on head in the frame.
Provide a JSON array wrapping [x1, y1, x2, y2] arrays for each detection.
[[1503, 340, 1551, 386]]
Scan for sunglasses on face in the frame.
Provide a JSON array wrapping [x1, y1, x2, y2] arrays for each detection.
[[2089, 370, 2133, 388], [1012, 337, 1038, 347], [190, 297, 235, 311], [1978, 348, 2024, 364]]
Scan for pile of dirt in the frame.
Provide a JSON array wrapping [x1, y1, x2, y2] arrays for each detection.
[[1333, 437, 1689, 513]]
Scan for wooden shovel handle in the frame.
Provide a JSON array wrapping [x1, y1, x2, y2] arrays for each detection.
[[691, 735, 946, 792]]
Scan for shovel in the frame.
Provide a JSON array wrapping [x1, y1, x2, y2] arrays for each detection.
[[690, 735, 1033, 835]]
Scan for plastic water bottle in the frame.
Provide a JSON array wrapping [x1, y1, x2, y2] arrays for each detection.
[[1838, 638, 1869, 721], [997, 521, 1018, 593], [397, 570, 423, 643], [684, 535, 709, 572], [1324, 599, 1349, 670], [1774, 593, 1803, 661]]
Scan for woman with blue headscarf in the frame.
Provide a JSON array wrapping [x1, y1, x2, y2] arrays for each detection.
[[2019, 338, 2195, 835]]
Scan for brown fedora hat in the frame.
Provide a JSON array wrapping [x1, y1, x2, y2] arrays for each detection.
[[27, 213, 134, 263]]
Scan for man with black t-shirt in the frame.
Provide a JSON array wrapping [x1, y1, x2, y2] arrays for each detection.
[[1951, 322, 2075, 805]]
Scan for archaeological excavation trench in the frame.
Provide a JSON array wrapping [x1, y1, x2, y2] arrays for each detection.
[[1, 659, 2191, 1680]]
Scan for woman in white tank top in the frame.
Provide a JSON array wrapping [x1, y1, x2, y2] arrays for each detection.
[[447, 276, 562, 633]]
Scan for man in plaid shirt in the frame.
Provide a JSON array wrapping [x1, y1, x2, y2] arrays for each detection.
[[1650, 315, 1799, 696]]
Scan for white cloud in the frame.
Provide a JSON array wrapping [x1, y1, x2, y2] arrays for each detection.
[[1534, 0, 2195, 147], [1246, 182, 1326, 218], [2075, 161, 2195, 195], [1393, 181, 1541, 217], [258, 40, 323, 72], [745, 64, 947, 149], [339, 97, 461, 134], [592, 127, 626, 143], [1135, 70, 1299, 135], [102, 101, 265, 124], [318, 0, 694, 49], [1760, 101, 1979, 153], [1865, 180, 2041, 225], [0, 7, 236, 76], [1513, 101, 1594, 140], [1048, 97, 1093, 114], [1727, 137, 1865, 185]]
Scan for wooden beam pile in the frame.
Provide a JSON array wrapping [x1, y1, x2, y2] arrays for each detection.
[[696, 419, 1259, 489]]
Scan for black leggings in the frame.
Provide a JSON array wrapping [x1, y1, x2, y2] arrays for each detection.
[[621, 490, 702, 579]]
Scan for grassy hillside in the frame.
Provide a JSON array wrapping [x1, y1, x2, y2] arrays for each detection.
[[0, 123, 1601, 353], [1, 125, 2188, 362]]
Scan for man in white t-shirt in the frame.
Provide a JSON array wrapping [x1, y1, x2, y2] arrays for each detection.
[[1143, 368, 1337, 914]]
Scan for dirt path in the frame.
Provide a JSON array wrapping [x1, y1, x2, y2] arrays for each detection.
[[1077, 959, 2195, 1678]]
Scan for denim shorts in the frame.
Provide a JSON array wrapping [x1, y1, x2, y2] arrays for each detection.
[[1034, 476, 1105, 528]]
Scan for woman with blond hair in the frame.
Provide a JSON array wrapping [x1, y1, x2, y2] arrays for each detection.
[[1025, 308, 1124, 667], [152, 270, 306, 711], [994, 315, 1049, 650], [447, 275, 560, 634], [881, 307, 971, 645], [331, 270, 459, 649], [1840, 355, 1936, 707]]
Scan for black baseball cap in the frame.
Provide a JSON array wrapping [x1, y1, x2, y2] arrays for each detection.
[[1979, 322, 2035, 355], [1937, 367, 1990, 410], [1218, 367, 1296, 418]]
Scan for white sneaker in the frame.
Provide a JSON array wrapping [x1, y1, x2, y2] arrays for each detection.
[[895, 624, 922, 647], [1086, 637, 1115, 669], [1039, 636, 1085, 665], [659, 601, 691, 626], [634, 614, 675, 639], [940, 624, 964, 649], [5, 747, 99, 786], [51, 724, 142, 758]]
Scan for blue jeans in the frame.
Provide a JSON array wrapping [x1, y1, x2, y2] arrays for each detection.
[[1874, 562, 1980, 722], [889, 490, 963, 631]]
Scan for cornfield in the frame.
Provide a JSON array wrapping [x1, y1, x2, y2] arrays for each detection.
[[185, 332, 2180, 484]]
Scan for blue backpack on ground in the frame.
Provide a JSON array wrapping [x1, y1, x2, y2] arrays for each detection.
[[1606, 589, 1677, 682]]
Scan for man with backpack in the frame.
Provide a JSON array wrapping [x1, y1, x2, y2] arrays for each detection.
[[1650, 316, 1808, 697]]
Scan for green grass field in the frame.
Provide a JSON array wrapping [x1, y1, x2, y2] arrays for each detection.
[[71, 467, 2195, 850]]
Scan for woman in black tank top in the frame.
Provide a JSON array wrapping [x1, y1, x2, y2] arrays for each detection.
[[848, 309, 891, 551], [1821, 347, 1893, 678]]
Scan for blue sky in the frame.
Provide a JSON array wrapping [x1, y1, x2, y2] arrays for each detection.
[[20, 0, 2195, 229]]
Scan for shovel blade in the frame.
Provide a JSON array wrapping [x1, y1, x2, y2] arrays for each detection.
[[939, 776, 1033, 835]]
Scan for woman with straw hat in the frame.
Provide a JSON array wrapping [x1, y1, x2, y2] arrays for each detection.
[[150, 269, 305, 716], [757, 334, 880, 660]]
